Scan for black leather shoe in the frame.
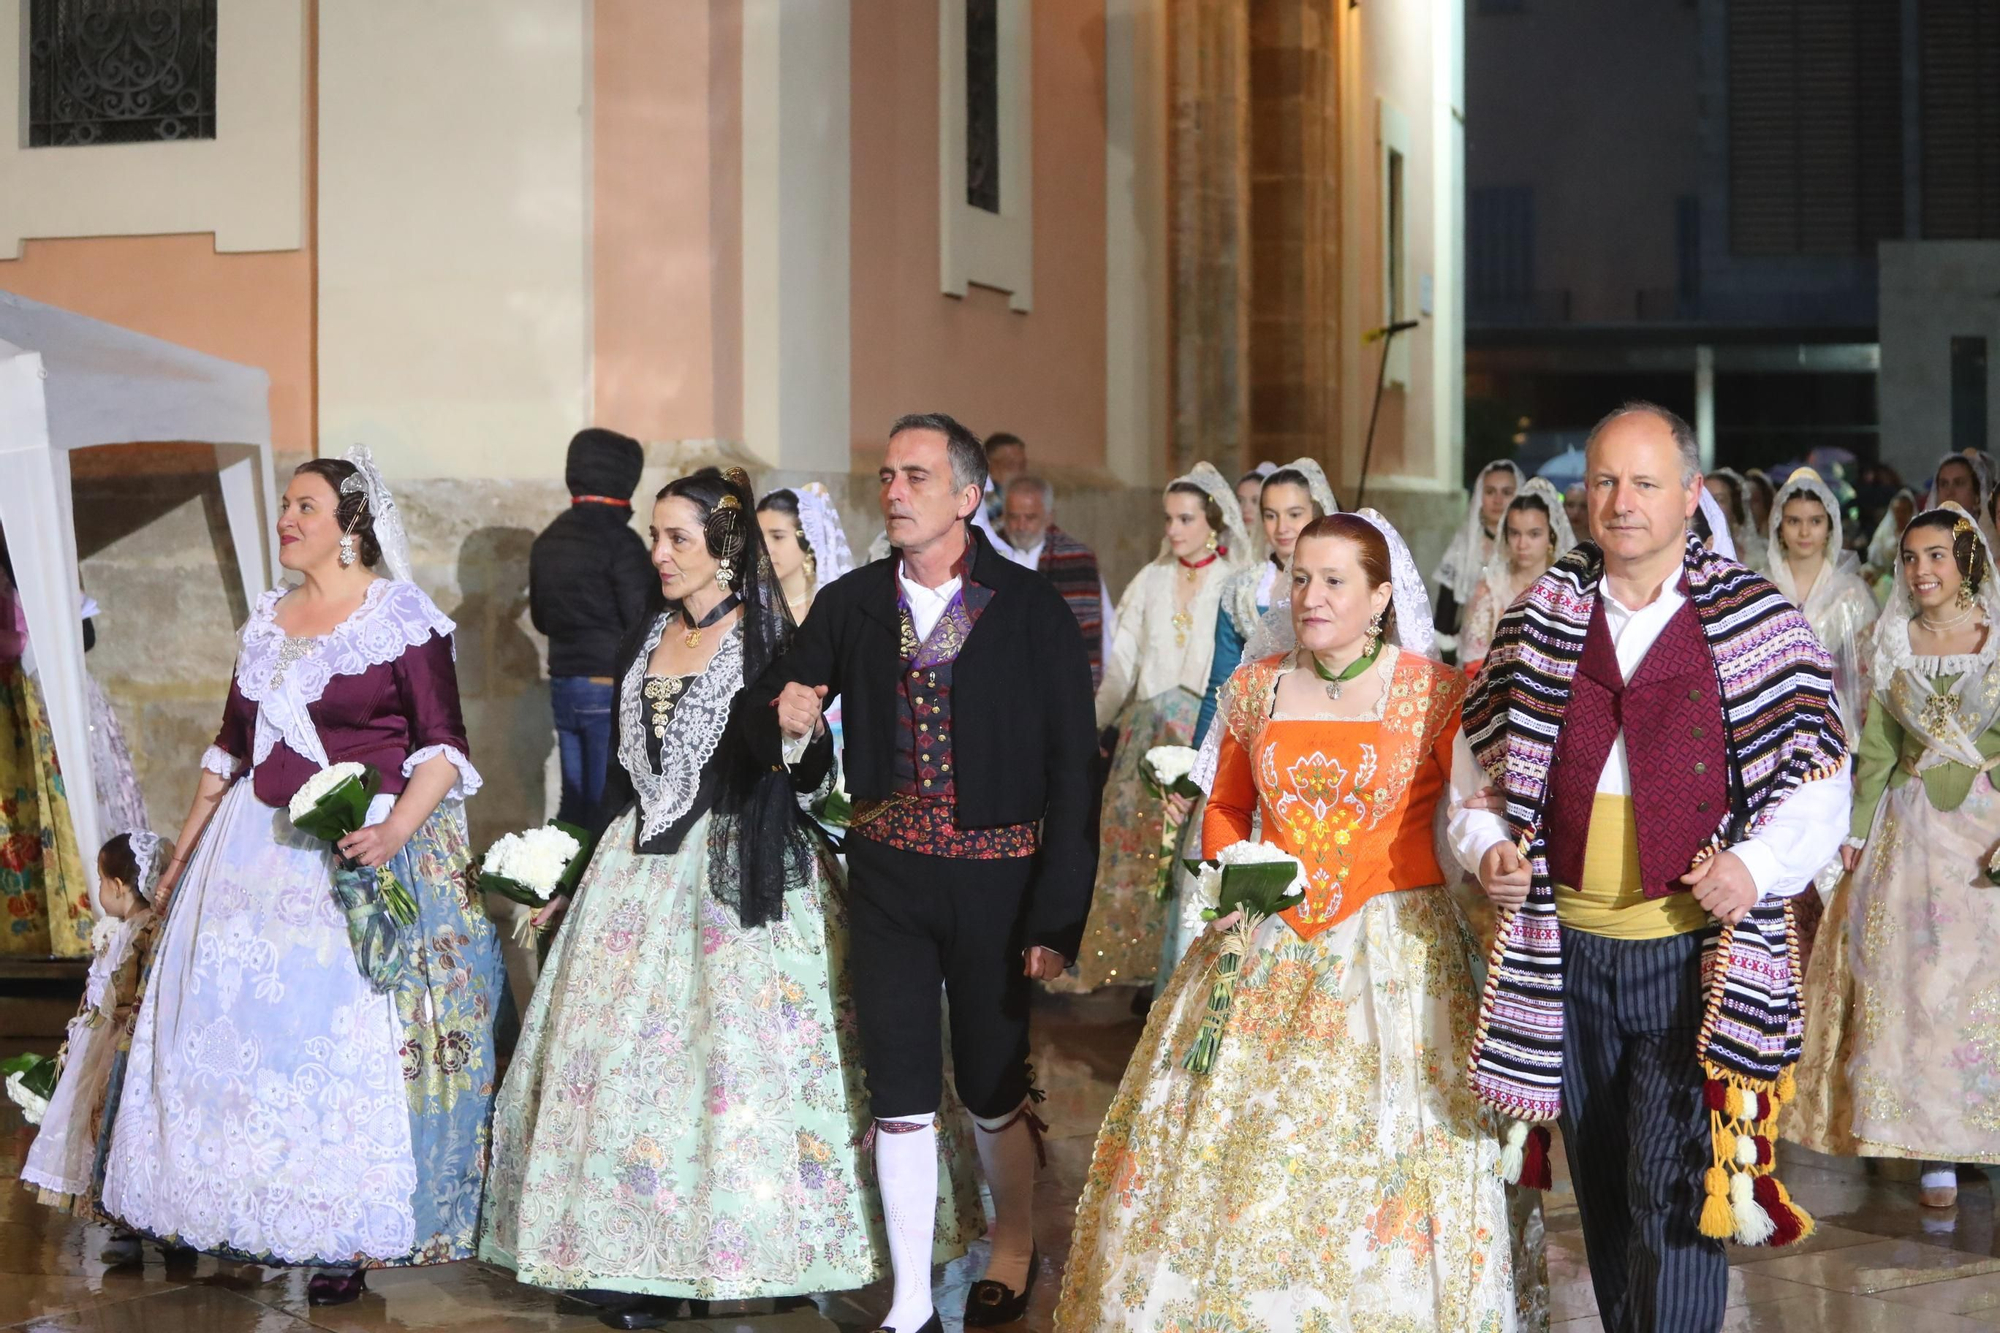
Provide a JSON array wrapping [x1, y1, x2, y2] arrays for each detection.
[[869, 1312, 942, 1333], [306, 1269, 367, 1306], [600, 1297, 698, 1329], [963, 1248, 1039, 1326]]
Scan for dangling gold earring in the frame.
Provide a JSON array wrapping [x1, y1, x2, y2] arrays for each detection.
[[1204, 531, 1219, 554], [1958, 580, 1975, 609], [1364, 612, 1384, 657], [715, 558, 735, 593], [338, 534, 357, 568]]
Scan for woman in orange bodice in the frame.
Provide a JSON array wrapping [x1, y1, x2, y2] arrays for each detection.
[[1054, 513, 1548, 1333]]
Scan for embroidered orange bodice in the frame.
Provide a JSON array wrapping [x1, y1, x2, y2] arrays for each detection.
[[1201, 650, 1466, 939]]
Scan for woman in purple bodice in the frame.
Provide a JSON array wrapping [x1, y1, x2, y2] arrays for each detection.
[[94, 449, 504, 1305]]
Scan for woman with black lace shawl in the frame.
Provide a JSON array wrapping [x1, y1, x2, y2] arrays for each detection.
[[480, 468, 979, 1326]]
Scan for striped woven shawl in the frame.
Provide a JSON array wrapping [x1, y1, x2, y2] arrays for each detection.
[[1462, 532, 1846, 1242]]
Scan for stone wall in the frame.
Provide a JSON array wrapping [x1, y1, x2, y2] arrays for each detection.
[[72, 443, 1463, 848]]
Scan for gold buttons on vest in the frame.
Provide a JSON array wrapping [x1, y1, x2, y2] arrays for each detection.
[[1691, 726, 1704, 739], [1698, 800, 1710, 812], [1688, 688, 1701, 701], [1694, 762, 1707, 775]]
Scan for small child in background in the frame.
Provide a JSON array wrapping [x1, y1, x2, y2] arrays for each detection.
[[20, 831, 165, 1238]]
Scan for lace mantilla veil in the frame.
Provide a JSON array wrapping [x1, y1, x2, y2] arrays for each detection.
[[1697, 486, 1738, 562], [1869, 501, 2000, 760], [1164, 462, 1254, 569], [337, 445, 415, 584], [792, 483, 856, 595], [124, 829, 168, 905]]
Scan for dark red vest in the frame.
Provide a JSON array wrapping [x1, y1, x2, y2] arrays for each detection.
[[1546, 594, 1731, 899]]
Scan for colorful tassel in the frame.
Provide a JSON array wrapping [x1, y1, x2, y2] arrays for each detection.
[[1752, 1173, 1815, 1247], [1730, 1171, 1776, 1245], [1703, 1079, 1729, 1114], [1775, 1067, 1797, 1104], [1699, 1167, 1735, 1239], [1498, 1120, 1528, 1184], [1520, 1124, 1553, 1191]]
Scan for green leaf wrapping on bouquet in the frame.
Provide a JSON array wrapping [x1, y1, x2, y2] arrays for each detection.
[[476, 872, 545, 909], [1140, 771, 1205, 802], [816, 787, 854, 829], [1214, 862, 1306, 919], [1180, 860, 1306, 1075], [330, 862, 407, 994], [550, 821, 596, 895], [0, 1051, 57, 1101], [290, 767, 382, 843]]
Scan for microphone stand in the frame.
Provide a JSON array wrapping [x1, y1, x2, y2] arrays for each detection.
[[1352, 319, 1422, 510]]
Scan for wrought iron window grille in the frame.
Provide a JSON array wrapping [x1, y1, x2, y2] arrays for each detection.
[[27, 0, 219, 148]]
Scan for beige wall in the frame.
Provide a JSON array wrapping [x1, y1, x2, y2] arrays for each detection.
[[0, 0, 307, 258], [316, 0, 591, 482], [1332, 0, 1460, 496], [849, 0, 1110, 474]]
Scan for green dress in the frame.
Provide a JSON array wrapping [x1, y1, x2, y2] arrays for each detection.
[[480, 621, 981, 1298]]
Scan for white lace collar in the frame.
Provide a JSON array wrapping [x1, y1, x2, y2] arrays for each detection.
[[236, 579, 457, 768], [618, 613, 744, 843]]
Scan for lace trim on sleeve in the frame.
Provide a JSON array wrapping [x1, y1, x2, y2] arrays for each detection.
[[403, 744, 483, 801], [200, 745, 243, 779]]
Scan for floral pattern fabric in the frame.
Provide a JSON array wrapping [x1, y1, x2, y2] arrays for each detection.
[[98, 784, 502, 1265], [1788, 764, 2000, 1163], [1053, 889, 1548, 1333], [1062, 689, 1199, 990], [0, 662, 90, 957], [480, 807, 983, 1298]]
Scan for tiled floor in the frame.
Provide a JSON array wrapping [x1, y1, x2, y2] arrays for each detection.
[[3, 987, 1997, 1331]]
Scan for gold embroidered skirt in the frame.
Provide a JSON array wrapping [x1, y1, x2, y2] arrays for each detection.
[[1053, 887, 1549, 1333], [1788, 776, 2000, 1163]]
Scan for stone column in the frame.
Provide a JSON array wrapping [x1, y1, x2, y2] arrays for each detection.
[[1169, 0, 1251, 477], [1247, 0, 1338, 471]]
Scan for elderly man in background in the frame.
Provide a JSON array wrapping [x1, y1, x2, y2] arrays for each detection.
[[998, 474, 1114, 685], [983, 432, 1028, 526]]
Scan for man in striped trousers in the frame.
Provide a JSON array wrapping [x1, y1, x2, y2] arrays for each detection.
[[1449, 403, 1851, 1332]]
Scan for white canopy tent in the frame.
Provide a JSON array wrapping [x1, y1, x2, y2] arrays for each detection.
[[0, 290, 277, 907]]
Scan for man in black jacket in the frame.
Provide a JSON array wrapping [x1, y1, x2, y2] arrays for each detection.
[[529, 428, 653, 824], [740, 413, 1097, 1333]]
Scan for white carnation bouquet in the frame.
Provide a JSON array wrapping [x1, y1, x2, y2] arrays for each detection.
[[1140, 745, 1203, 901], [476, 821, 593, 940], [2, 1053, 56, 1126], [289, 761, 415, 992], [1176, 840, 1307, 1073]]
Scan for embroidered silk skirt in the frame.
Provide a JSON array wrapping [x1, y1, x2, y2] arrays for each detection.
[[98, 782, 503, 1265], [479, 807, 983, 1299], [1065, 689, 1201, 992], [1789, 776, 2000, 1163], [1054, 887, 1549, 1333], [0, 662, 90, 957]]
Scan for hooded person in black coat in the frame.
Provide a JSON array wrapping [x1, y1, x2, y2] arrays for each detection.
[[530, 428, 654, 823]]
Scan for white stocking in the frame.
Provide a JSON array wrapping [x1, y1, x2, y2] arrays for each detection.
[[972, 1103, 1041, 1292], [874, 1114, 939, 1332]]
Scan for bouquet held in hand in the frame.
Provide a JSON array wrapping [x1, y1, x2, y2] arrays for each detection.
[[1141, 745, 1203, 901], [477, 822, 593, 941], [290, 762, 414, 992], [2, 1052, 57, 1126], [1177, 841, 1307, 1073]]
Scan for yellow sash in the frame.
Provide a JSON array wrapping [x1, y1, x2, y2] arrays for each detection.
[[1554, 794, 1711, 939]]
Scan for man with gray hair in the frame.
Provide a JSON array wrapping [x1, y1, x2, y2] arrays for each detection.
[[997, 473, 1114, 684], [743, 412, 1099, 1333], [1449, 402, 1851, 1331]]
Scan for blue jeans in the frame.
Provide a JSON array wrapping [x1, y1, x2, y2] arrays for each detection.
[[551, 676, 615, 826]]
